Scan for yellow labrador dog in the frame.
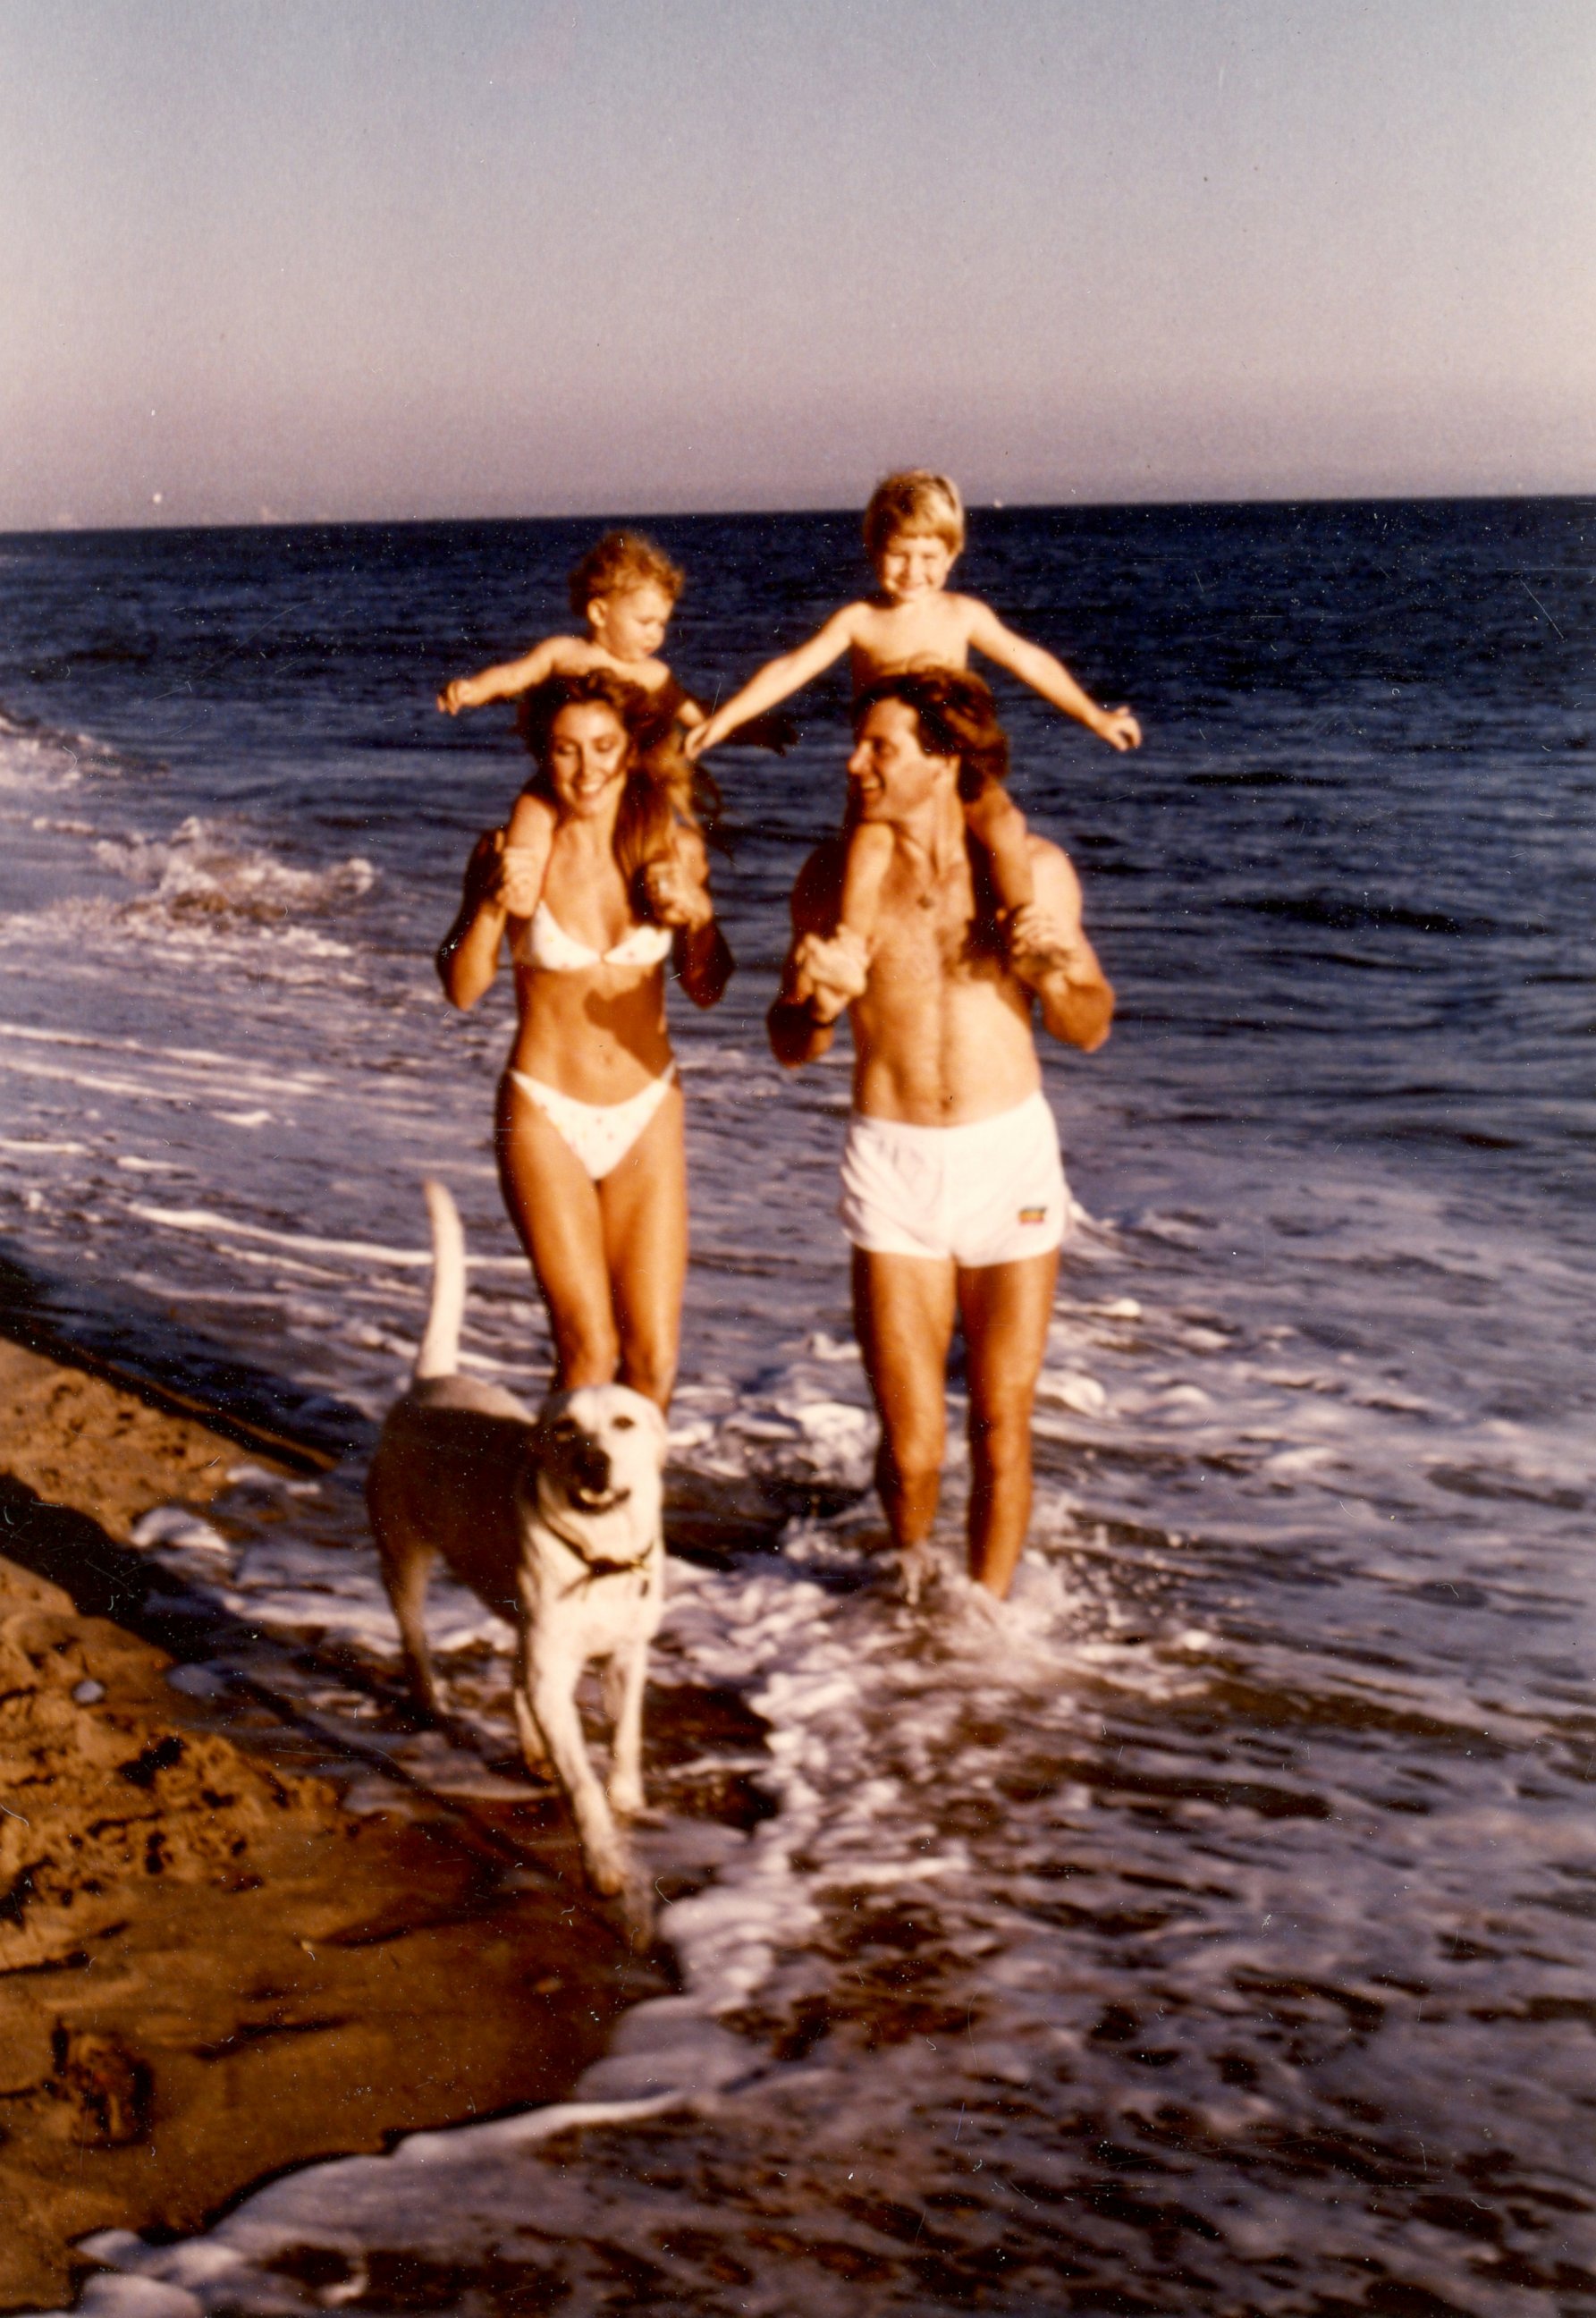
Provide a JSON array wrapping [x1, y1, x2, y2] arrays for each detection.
[[367, 1183, 666, 1906]]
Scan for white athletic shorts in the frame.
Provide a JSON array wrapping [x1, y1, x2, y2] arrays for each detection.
[[840, 1089, 1068, 1267]]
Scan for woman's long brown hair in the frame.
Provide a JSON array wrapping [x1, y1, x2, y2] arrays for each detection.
[[514, 671, 720, 905]]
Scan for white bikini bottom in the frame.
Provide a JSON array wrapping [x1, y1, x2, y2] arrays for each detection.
[[506, 1062, 677, 1182]]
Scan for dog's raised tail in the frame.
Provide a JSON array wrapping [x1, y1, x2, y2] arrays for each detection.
[[415, 1180, 467, 1381]]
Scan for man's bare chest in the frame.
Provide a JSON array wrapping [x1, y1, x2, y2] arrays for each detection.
[[877, 867, 977, 975]]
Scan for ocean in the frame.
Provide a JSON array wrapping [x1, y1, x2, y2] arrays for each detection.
[[1, 499, 1592, 2314]]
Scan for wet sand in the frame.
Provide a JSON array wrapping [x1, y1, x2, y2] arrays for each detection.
[[0, 1341, 666, 2312]]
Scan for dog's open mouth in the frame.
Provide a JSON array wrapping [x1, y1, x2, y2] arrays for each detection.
[[566, 1483, 631, 1514]]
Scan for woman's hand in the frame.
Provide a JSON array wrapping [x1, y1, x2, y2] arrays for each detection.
[[461, 827, 509, 907], [642, 854, 714, 931], [438, 829, 512, 1011], [498, 844, 545, 917]]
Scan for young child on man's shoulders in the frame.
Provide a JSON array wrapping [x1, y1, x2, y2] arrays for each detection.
[[688, 471, 1140, 971]]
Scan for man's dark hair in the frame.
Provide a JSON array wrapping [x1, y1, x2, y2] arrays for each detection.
[[852, 667, 1009, 801]]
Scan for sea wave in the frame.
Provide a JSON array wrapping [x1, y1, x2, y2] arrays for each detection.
[[94, 816, 376, 926], [0, 700, 149, 784]]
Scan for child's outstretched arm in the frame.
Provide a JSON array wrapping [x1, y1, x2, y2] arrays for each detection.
[[687, 608, 859, 757], [967, 604, 1142, 752], [436, 636, 568, 716]]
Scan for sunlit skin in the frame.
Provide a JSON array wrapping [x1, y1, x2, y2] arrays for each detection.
[[435, 582, 700, 718], [437, 583, 708, 914], [689, 519, 1140, 973], [436, 700, 730, 1408], [688, 526, 1142, 757], [768, 698, 1113, 1602]]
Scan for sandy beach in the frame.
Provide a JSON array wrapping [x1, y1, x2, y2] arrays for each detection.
[[0, 1338, 668, 2313]]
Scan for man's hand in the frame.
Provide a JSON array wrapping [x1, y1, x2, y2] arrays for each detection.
[[792, 927, 868, 1023], [1092, 706, 1142, 752], [641, 855, 713, 931], [1006, 901, 1090, 988]]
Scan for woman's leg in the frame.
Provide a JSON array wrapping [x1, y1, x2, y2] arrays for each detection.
[[495, 1076, 619, 1388], [594, 1082, 688, 1409]]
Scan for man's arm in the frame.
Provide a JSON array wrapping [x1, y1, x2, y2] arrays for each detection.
[[1009, 842, 1114, 1053], [688, 607, 860, 757], [767, 842, 864, 1067], [966, 601, 1142, 753]]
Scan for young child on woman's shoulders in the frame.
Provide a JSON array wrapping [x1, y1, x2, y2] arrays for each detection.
[[688, 471, 1141, 969], [438, 532, 699, 914], [439, 529, 694, 723], [440, 530, 790, 920]]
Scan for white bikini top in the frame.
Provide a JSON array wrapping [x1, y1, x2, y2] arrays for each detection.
[[512, 900, 674, 974]]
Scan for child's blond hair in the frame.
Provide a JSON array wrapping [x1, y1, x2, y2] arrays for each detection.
[[566, 531, 686, 621], [862, 470, 966, 562]]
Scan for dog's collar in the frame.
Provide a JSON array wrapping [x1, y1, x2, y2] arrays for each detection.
[[558, 1545, 656, 1598], [538, 1507, 657, 1590]]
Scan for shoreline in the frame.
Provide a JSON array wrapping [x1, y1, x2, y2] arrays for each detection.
[[0, 1335, 671, 2313]]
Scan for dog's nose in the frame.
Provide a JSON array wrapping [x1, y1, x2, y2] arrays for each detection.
[[574, 1440, 611, 1493]]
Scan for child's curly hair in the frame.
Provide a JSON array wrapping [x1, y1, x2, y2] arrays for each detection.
[[515, 671, 720, 899], [566, 531, 686, 621]]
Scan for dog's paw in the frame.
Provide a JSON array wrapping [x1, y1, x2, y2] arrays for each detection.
[[584, 1842, 629, 1899]]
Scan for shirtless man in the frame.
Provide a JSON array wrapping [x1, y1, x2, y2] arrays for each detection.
[[769, 669, 1114, 1602]]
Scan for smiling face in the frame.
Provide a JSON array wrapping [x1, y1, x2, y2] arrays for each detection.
[[545, 701, 632, 819], [587, 581, 674, 664], [848, 698, 957, 823], [874, 529, 958, 605]]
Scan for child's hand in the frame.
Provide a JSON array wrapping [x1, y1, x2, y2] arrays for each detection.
[[437, 679, 470, 715], [683, 722, 715, 761], [641, 857, 713, 931], [1094, 706, 1142, 752]]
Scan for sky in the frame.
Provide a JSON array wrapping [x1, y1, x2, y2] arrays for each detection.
[[3, 0, 1593, 528]]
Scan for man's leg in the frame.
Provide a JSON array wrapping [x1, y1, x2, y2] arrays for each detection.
[[957, 1252, 1059, 1597], [852, 1248, 958, 1564]]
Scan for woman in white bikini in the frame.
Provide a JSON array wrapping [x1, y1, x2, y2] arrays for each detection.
[[437, 671, 732, 1408]]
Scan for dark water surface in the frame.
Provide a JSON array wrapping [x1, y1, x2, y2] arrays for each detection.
[[1, 500, 1592, 2314]]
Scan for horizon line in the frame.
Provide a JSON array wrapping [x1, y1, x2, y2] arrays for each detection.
[[7, 485, 1595, 543]]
